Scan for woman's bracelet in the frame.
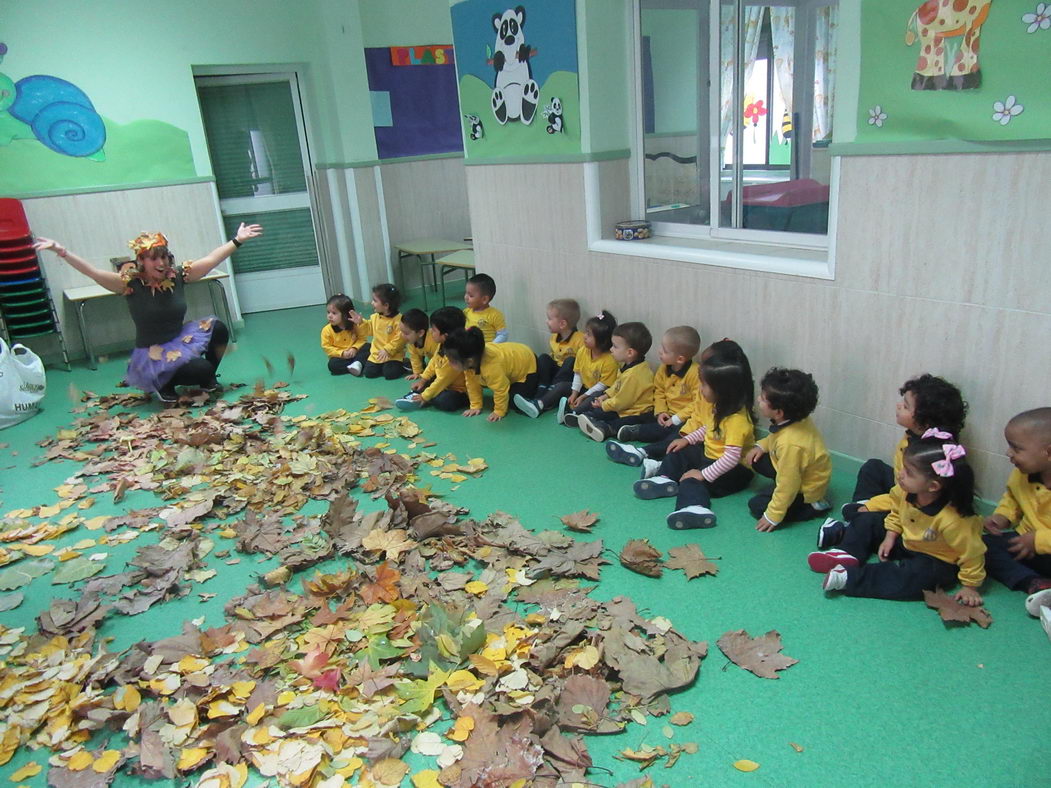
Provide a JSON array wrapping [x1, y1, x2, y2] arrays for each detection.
[[231, 238, 242, 248]]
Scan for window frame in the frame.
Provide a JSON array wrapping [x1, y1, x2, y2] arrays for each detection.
[[590, 0, 838, 279]]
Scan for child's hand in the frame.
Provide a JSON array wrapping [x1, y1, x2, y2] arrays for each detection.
[[341, 348, 357, 359], [877, 532, 898, 560], [406, 373, 420, 380], [594, 394, 607, 406], [667, 438, 690, 454], [487, 412, 504, 422], [349, 310, 363, 325], [462, 408, 482, 418], [745, 446, 765, 466], [954, 586, 983, 607], [568, 392, 580, 407], [755, 515, 778, 532], [410, 378, 430, 393], [656, 412, 673, 427], [983, 514, 1009, 535], [1007, 531, 1037, 560], [376, 349, 390, 363]]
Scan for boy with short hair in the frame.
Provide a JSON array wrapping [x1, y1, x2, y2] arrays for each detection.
[[745, 368, 832, 532], [395, 306, 470, 412], [537, 298, 583, 390], [983, 407, 1051, 634], [574, 322, 655, 441], [605, 325, 700, 464], [463, 273, 507, 343]]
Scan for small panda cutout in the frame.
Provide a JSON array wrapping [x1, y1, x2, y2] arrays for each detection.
[[490, 5, 539, 125], [464, 114, 484, 141], [543, 97, 564, 134]]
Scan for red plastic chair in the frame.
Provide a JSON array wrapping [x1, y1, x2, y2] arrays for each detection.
[[0, 198, 31, 241]]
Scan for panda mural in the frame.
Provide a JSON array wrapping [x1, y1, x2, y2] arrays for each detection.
[[490, 6, 540, 125], [543, 97, 563, 134]]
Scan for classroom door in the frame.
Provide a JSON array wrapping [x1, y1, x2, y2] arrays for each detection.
[[195, 73, 326, 313]]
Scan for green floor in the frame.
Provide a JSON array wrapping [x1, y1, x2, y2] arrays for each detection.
[[1, 301, 1049, 787]]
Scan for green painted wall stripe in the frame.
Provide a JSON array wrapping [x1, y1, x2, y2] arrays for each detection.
[[830, 139, 1051, 157], [10, 176, 216, 201], [463, 149, 631, 166], [316, 152, 465, 170]]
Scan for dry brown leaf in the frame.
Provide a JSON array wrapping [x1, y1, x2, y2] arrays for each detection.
[[669, 711, 694, 726], [923, 589, 993, 628], [147, 345, 164, 361], [619, 539, 663, 577], [560, 509, 600, 533], [716, 629, 798, 679], [664, 544, 718, 579]]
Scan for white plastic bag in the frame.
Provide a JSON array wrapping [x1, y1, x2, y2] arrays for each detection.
[[0, 338, 46, 429]]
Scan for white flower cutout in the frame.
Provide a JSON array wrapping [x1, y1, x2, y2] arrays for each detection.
[[992, 95, 1024, 125], [1022, 3, 1051, 32], [867, 105, 887, 128]]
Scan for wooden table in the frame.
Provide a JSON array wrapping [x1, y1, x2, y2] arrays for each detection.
[[392, 239, 472, 309], [63, 271, 235, 370], [432, 249, 476, 307]]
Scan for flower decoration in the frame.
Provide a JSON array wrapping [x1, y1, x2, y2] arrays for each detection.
[[867, 105, 887, 128], [1022, 3, 1051, 33], [992, 95, 1024, 125], [743, 99, 767, 128]]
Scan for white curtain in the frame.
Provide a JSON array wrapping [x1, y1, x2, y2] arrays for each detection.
[[719, 5, 765, 157], [812, 4, 838, 141], [769, 6, 795, 142]]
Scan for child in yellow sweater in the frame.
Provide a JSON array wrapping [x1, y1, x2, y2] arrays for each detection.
[[400, 308, 436, 379], [396, 307, 470, 412], [442, 326, 538, 422], [573, 322, 655, 441], [320, 294, 367, 375], [349, 283, 407, 379], [463, 273, 507, 343]]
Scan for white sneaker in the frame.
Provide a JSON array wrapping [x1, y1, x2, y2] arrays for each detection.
[[666, 505, 716, 530], [513, 394, 541, 419], [822, 565, 848, 592], [578, 415, 608, 442], [1024, 587, 1051, 617], [606, 441, 646, 466], [633, 475, 678, 500], [1041, 607, 1051, 644], [640, 458, 661, 479], [556, 397, 569, 425], [348, 360, 363, 377]]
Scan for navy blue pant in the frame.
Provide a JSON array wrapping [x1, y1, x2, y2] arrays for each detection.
[[852, 458, 895, 502], [839, 511, 959, 600], [537, 354, 575, 387], [431, 389, 469, 411], [747, 453, 825, 523], [982, 532, 1051, 591], [658, 444, 753, 510], [576, 407, 653, 438], [507, 372, 540, 413]]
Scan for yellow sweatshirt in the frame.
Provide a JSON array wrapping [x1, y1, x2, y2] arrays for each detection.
[[866, 433, 912, 512], [420, 352, 469, 401], [548, 330, 585, 364], [885, 495, 986, 587], [464, 306, 506, 343], [320, 322, 368, 358], [993, 469, 1051, 555], [364, 313, 406, 363], [653, 361, 700, 420], [406, 333, 440, 376], [573, 349, 619, 391], [464, 342, 537, 416], [600, 361, 654, 417], [756, 418, 832, 524]]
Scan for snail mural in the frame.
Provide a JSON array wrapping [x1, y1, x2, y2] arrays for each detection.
[[0, 42, 106, 160]]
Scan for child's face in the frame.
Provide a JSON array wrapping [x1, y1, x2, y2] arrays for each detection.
[[1004, 422, 1051, 475], [757, 390, 782, 422], [400, 322, 425, 345], [658, 339, 686, 368], [610, 335, 635, 365], [583, 328, 597, 350], [464, 283, 489, 311], [897, 458, 941, 497], [326, 305, 343, 326], [371, 293, 388, 315], [700, 379, 716, 404], [895, 391, 920, 432], [429, 325, 445, 344], [546, 308, 567, 335]]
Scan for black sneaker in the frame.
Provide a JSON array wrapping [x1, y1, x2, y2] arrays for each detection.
[[617, 424, 642, 441], [202, 379, 222, 393], [156, 386, 179, 404], [816, 518, 847, 550]]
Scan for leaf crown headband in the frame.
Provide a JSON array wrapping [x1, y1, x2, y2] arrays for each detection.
[[128, 232, 169, 256]]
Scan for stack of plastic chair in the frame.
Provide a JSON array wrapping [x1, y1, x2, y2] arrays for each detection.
[[0, 198, 70, 367]]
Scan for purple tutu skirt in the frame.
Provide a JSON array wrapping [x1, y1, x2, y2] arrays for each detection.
[[125, 316, 217, 393]]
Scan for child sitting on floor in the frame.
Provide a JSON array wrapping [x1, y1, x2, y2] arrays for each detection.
[[573, 322, 655, 442], [746, 368, 831, 532], [401, 308, 436, 380], [810, 430, 985, 606], [350, 283, 407, 379], [396, 307, 470, 412], [536, 298, 584, 392], [320, 294, 367, 376], [983, 408, 1051, 632], [442, 326, 537, 422], [634, 351, 755, 530], [463, 273, 507, 343], [516, 310, 618, 420]]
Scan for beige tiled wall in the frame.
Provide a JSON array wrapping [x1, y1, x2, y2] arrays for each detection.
[[465, 152, 1051, 495]]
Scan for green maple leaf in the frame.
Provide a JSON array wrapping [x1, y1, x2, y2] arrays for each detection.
[[395, 667, 451, 714], [362, 634, 402, 669]]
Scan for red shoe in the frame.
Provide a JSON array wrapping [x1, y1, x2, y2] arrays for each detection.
[[807, 549, 859, 574]]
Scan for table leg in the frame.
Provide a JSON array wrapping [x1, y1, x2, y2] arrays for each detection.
[[75, 300, 96, 370]]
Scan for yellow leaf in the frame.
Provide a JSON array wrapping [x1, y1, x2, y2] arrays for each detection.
[[83, 516, 110, 531], [734, 759, 760, 772], [277, 690, 297, 706], [178, 747, 210, 771], [464, 580, 488, 596], [177, 655, 210, 674], [447, 715, 475, 742], [789, 742, 804, 753], [334, 756, 364, 777], [168, 698, 198, 728], [564, 644, 600, 670], [207, 699, 241, 718], [9, 761, 42, 781], [67, 751, 94, 771], [114, 684, 141, 712], [370, 758, 409, 785], [412, 770, 443, 788], [249, 727, 273, 746], [445, 670, 483, 692], [92, 749, 122, 773], [449, 474, 467, 483], [246, 703, 267, 725], [230, 680, 256, 700], [15, 543, 54, 556], [219, 528, 237, 539]]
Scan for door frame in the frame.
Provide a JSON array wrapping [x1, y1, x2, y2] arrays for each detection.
[[192, 64, 333, 311]]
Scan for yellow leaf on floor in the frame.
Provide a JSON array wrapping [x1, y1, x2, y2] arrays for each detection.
[[8, 761, 42, 781], [412, 770, 443, 788], [178, 747, 210, 770], [92, 749, 122, 773], [733, 759, 760, 772]]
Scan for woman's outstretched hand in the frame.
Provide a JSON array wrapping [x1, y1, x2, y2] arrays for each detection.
[[234, 223, 264, 243], [33, 237, 66, 256]]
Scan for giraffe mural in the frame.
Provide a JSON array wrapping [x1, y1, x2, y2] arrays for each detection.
[[905, 0, 993, 90]]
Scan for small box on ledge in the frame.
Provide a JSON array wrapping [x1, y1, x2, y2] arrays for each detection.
[[614, 220, 651, 241]]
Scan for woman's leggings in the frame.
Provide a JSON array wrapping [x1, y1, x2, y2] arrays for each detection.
[[168, 320, 228, 388]]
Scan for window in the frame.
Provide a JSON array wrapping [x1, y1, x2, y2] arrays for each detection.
[[638, 0, 838, 246]]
